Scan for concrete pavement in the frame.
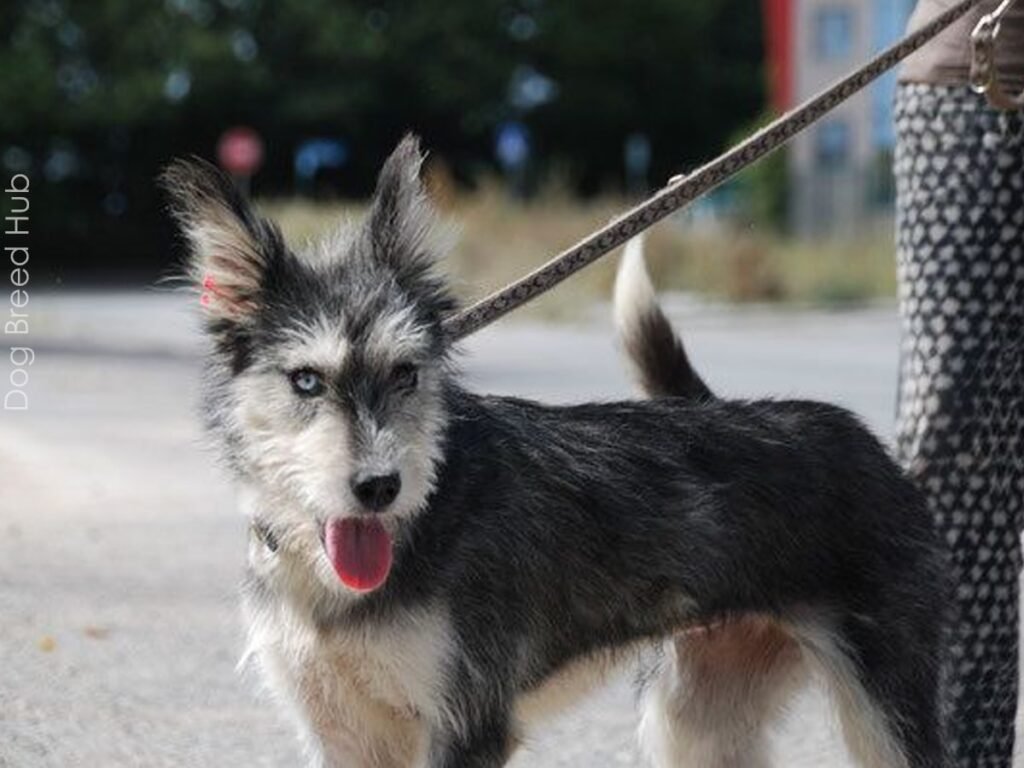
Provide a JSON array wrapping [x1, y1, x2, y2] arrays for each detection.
[[0, 291, 1017, 767]]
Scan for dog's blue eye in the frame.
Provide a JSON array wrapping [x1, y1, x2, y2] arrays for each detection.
[[392, 363, 418, 392], [289, 369, 325, 397]]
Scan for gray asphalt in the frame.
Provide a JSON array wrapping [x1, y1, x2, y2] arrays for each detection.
[[0, 292, 1019, 767]]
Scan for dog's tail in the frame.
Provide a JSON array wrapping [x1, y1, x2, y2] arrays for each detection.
[[613, 236, 713, 401]]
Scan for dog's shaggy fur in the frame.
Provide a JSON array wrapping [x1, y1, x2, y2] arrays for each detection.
[[164, 136, 949, 768]]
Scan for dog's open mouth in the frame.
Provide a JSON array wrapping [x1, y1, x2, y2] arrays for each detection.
[[323, 517, 393, 593]]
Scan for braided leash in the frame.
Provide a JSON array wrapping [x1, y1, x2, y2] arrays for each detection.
[[443, 0, 984, 341]]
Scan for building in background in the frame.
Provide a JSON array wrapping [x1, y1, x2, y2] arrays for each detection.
[[763, 0, 916, 236]]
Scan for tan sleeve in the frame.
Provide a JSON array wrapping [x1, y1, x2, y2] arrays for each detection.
[[901, 0, 1024, 91]]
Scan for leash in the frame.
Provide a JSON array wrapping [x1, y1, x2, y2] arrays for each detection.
[[442, 0, 984, 341]]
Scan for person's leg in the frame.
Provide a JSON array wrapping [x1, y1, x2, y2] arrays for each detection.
[[895, 82, 1024, 767]]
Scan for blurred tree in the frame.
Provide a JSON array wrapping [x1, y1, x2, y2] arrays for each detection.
[[529, 0, 765, 193], [0, 0, 764, 280], [730, 111, 790, 232]]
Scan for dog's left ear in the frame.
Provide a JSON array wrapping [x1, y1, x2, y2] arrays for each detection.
[[161, 157, 284, 323], [368, 134, 433, 262], [366, 134, 456, 317]]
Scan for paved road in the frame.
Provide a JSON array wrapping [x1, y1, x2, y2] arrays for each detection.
[[0, 292, 1018, 767]]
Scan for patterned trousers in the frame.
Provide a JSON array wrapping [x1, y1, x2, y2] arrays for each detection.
[[895, 83, 1024, 767]]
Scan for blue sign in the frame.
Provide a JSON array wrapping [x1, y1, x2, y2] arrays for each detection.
[[294, 139, 349, 181], [495, 122, 529, 170]]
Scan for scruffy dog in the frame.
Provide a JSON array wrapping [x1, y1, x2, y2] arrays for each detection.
[[164, 136, 947, 768]]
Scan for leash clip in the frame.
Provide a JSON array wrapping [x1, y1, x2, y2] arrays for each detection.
[[971, 0, 1024, 110]]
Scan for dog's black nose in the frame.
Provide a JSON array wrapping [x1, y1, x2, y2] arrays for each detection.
[[351, 473, 401, 511]]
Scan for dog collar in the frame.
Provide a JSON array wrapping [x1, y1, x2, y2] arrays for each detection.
[[251, 519, 279, 553]]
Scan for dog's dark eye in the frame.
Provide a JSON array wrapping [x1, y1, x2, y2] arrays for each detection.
[[392, 363, 418, 392], [289, 368, 325, 397]]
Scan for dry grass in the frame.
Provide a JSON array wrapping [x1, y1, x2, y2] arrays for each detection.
[[259, 180, 897, 322]]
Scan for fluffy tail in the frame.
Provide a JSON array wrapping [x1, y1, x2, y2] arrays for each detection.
[[613, 237, 713, 401]]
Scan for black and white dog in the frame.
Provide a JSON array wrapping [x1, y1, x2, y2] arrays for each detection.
[[164, 136, 948, 768]]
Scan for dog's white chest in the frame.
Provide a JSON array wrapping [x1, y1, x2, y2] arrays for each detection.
[[333, 609, 451, 717], [247, 599, 451, 766]]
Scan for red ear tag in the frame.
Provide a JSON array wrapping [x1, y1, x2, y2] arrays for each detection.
[[201, 274, 226, 307]]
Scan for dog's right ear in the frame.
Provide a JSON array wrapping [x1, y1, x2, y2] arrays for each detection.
[[161, 158, 283, 323]]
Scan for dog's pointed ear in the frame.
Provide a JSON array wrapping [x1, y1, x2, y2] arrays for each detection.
[[367, 134, 442, 268], [366, 134, 457, 317], [161, 157, 283, 322]]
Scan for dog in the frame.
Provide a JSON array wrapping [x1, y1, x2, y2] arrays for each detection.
[[163, 135, 948, 768]]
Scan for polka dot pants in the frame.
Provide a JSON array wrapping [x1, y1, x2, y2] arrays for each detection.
[[895, 83, 1024, 767]]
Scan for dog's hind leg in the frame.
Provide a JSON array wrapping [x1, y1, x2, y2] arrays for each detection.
[[793, 617, 946, 768], [638, 617, 808, 768]]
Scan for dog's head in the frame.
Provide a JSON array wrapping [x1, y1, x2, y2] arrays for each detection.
[[164, 135, 455, 596]]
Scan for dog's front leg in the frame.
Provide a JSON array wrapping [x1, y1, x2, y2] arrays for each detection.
[[426, 713, 517, 768]]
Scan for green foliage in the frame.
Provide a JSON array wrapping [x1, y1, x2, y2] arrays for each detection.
[[530, 0, 765, 191], [0, 0, 765, 278], [730, 113, 790, 232]]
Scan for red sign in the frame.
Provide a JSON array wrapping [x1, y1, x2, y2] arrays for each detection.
[[217, 127, 264, 176], [762, 0, 794, 112]]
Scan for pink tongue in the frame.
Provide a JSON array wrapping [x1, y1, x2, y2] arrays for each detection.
[[325, 518, 393, 593]]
